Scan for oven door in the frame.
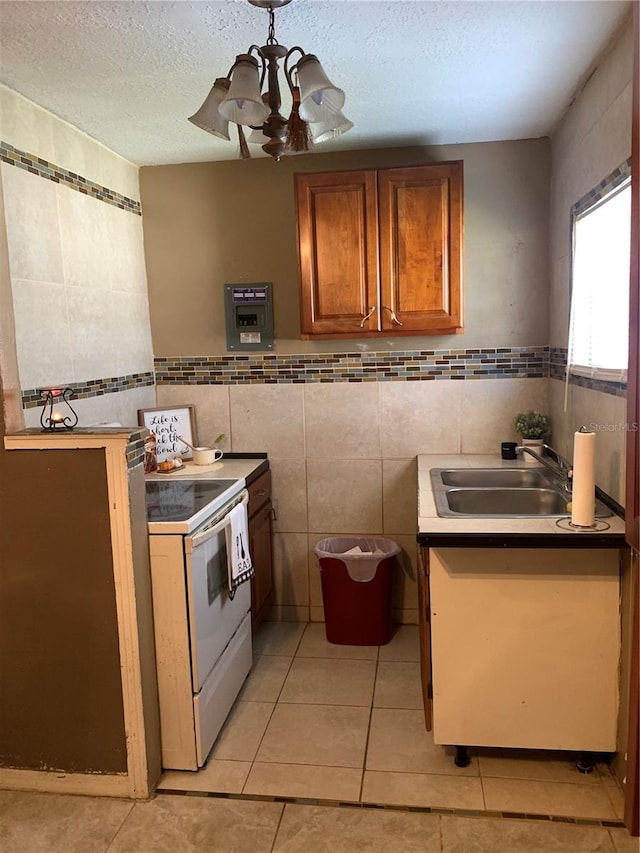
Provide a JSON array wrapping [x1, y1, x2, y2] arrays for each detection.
[[184, 491, 251, 692]]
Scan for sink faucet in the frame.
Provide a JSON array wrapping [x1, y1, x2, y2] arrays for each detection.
[[541, 444, 573, 474], [515, 443, 573, 492]]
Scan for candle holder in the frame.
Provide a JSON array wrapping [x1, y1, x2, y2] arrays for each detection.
[[40, 387, 78, 431]]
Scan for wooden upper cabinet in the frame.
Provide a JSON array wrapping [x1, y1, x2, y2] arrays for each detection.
[[295, 170, 380, 336], [295, 162, 464, 339], [378, 164, 463, 333]]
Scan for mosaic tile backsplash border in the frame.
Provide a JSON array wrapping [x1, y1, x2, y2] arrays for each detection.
[[571, 157, 632, 219], [126, 435, 147, 470], [154, 347, 548, 385], [0, 140, 141, 215], [22, 372, 155, 409], [549, 347, 627, 397], [20, 346, 628, 409]]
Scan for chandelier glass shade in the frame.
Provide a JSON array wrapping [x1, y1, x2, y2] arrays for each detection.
[[295, 54, 345, 123], [188, 78, 231, 140], [188, 0, 352, 161], [218, 56, 270, 126], [310, 110, 354, 144]]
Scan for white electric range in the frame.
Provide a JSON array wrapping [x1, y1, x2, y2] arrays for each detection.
[[145, 476, 252, 770]]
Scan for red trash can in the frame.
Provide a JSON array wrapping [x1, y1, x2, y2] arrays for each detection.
[[314, 537, 400, 646]]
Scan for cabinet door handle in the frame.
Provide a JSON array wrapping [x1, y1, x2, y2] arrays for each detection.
[[256, 489, 268, 497], [359, 306, 376, 327], [382, 305, 404, 326]]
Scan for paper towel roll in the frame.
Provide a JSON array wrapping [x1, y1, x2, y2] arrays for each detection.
[[571, 429, 596, 527]]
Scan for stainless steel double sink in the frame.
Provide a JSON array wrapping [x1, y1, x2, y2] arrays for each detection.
[[429, 467, 613, 518]]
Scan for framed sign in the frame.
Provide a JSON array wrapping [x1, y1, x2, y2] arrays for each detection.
[[138, 405, 197, 462]]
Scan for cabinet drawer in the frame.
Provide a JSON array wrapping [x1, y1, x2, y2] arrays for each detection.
[[248, 469, 271, 517]]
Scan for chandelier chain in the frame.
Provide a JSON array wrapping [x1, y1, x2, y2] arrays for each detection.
[[267, 7, 278, 45]]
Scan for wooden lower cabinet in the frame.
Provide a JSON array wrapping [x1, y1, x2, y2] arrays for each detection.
[[427, 547, 620, 752], [248, 468, 274, 628], [418, 547, 433, 732]]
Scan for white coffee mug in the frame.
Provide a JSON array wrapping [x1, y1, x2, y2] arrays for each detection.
[[192, 446, 224, 465]]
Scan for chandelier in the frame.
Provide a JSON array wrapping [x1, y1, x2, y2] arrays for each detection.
[[188, 0, 352, 161]]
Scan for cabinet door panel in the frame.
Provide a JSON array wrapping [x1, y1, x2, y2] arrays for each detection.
[[379, 164, 463, 333], [418, 547, 433, 731], [248, 468, 271, 517], [296, 171, 379, 336], [250, 502, 274, 627]]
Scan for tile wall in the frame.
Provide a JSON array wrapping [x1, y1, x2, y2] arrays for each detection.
[[547, 14, 634, 785], [0, 85, 156, 428], [549, 377, 629, 505], [157, 375, 548, 624], [548, 18, 633, 506]]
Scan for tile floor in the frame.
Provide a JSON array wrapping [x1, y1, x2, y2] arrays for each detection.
[[158, 622, 627, 823], [1, 622, 637, 853], [1, 789, 638, 853]]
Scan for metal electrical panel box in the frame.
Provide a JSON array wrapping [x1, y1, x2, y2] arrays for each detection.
[[224, 283, 274, 351]]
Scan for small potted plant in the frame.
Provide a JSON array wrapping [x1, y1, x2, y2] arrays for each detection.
[[514, 411, 550, 462]]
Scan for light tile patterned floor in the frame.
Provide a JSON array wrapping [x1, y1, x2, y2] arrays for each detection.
[[0, 624, 635, 852], [1, 791, 637, 853], [156, 621, 627, 827]]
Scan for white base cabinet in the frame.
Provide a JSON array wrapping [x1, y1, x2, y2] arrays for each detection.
[[430, 548, 620, 752]]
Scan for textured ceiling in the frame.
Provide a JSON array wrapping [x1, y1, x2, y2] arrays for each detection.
[[0, 0, 632, 166]]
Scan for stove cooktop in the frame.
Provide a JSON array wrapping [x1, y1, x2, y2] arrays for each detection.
[[145, 478, 244, 533]]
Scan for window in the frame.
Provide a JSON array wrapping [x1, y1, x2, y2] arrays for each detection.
[[568, 165, 631, 381]]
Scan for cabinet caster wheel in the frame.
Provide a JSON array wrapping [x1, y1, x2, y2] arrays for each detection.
[[454, 745, 470, 768], [576, 752, 595, 774]]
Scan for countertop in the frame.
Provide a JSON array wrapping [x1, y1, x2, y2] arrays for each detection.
[[145, 453, 268, 487], [417, 453, 627, 548]]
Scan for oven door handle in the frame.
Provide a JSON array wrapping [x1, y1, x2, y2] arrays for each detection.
[[187, 491, 249, 550]]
